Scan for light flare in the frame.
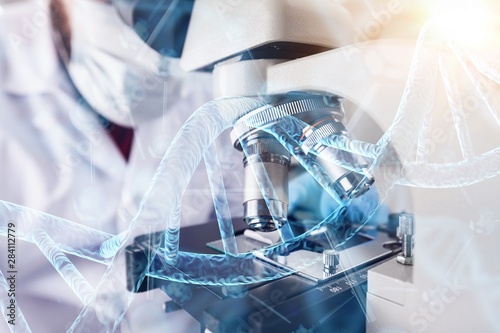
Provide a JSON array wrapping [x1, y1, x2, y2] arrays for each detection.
[[426, 0, 498, 49]]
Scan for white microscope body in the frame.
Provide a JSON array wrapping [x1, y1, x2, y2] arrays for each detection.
[[181, 0, 500, 332]]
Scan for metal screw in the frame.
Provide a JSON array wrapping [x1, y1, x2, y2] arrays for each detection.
[[397, 214, 414, 265], [323, 249, 340, 274]]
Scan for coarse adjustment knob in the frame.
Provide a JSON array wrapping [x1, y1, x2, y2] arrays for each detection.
[[323, 249, 340, 274]]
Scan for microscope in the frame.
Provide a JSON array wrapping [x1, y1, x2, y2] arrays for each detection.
[[121, 0, 500, 332]]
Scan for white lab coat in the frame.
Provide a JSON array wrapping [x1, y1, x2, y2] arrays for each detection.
[[0, 1, 244, 332]]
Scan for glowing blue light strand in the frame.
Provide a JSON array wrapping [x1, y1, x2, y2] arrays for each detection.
[[378, 23, 437, 154], [371, 22, 437, 196], [258, 116, 346, 205], [147, 206, 348, 285], [68, 98, 267, 331], [99, 231, 129, 259], [469, 52, 500, 85], [0, 201, 112, 265], [204, 143, 239, 256], [439, 51, 475, 161], [448, 43, 500, 126], [414, 90, 435, 164], [0, 270, 32, 333], [393, 33, 500, 187], [33, 230, 94, 305], [397, 147, 500, 187], [278, 223, 295, 243], [148, 97, 265, 265], [320, 135, 379, 159]]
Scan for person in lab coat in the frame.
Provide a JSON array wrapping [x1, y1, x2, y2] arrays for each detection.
[[0, 0, 242, 332]]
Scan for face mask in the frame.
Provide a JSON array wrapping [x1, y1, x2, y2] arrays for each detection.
[[67, 0, 170, 127]]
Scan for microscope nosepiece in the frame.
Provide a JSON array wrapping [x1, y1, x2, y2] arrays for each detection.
[[232, 93, 375, 232]]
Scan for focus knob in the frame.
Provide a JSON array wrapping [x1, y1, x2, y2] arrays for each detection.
[[323, 249, 340, 274]]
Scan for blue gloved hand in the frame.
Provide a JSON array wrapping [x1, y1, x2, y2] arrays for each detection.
[[288, 170, 388, 225]]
